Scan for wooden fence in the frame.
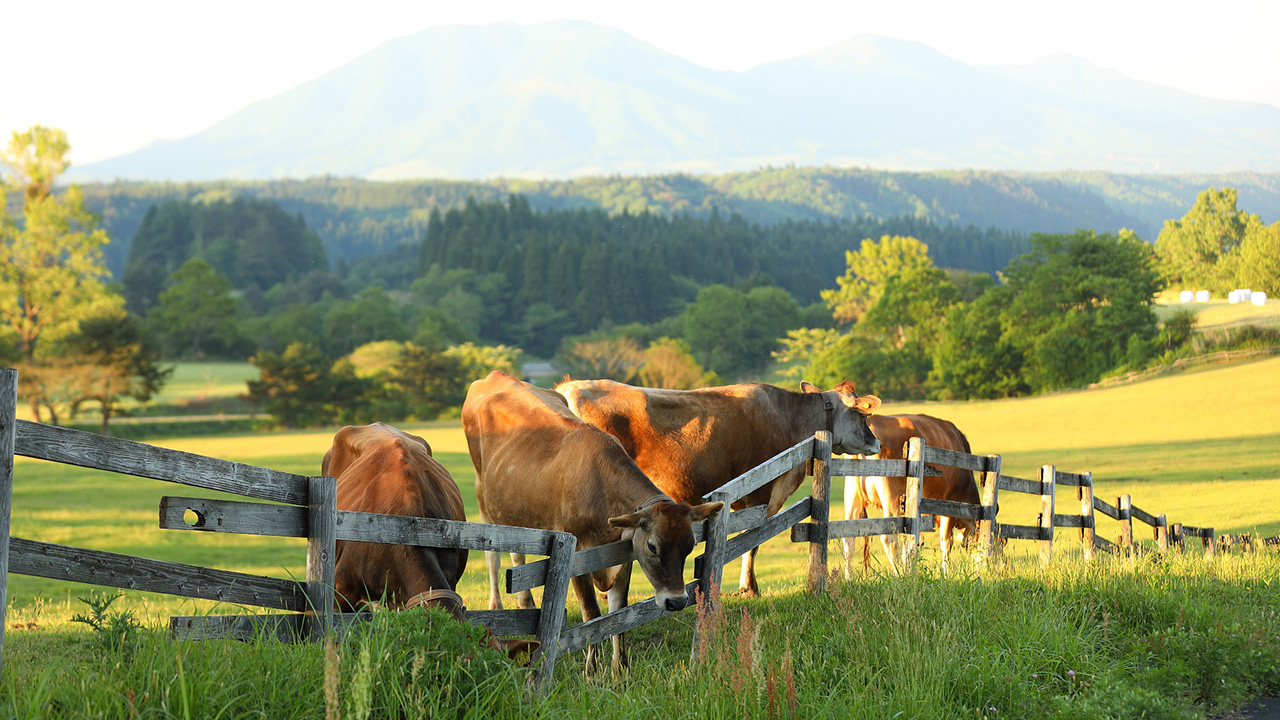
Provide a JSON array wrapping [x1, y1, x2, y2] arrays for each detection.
[[2, 364, 1276, 690], [0, 368, 578, 689]]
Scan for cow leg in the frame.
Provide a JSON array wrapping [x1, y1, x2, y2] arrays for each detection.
[[572, 574, 605, 674], [485, 550, 504, 611], [842, 478, 859, 580], [606, 563, 632, 674], [738, 547, 761, 597], [510, 552, 535, 609]]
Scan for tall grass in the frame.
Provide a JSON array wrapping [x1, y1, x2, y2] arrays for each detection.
[[5, 550, 1278, 719]]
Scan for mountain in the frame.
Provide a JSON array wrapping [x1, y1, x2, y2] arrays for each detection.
[[71, 21, 1280, 181]]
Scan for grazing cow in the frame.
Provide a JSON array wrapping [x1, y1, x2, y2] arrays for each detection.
[[322, 422, 537, 660], [554, 378, 881, 596], [842, 414, 981, 576], [462, 371, 722, 673]]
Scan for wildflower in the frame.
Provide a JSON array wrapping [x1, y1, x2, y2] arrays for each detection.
[[1031, 673, 1038, 679], [1067, 670, 1076, 678]]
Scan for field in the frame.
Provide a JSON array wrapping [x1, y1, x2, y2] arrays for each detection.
[[4, 357, 1280, 717], [1153, 291, 1280, 331]]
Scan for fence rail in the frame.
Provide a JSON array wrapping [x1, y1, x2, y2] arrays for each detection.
[[2, 364, 1278, 690]]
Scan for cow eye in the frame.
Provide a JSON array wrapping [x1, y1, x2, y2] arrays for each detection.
[[647, 541, 658, 555]]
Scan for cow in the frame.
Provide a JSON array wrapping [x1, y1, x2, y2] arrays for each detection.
[[322, 422, 538, 661], [462, 371, 723, 673], [842, 413, 981, 577], [554, 378, 881, 597]]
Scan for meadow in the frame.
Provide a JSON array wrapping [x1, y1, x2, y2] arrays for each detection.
[[3, 356, 1279, 718]]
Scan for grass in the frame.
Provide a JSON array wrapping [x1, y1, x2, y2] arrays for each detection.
[[1153, 292, 1280, 331], [4, 356, 1280, 717]]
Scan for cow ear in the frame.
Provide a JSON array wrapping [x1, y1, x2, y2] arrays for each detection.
[[855, 395, 881, 414], [800, 381, 819, 394], [688, 501, 725, 523], [609, 510, 646, 529]]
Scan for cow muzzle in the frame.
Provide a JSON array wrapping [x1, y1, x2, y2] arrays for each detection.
[[655, 590, 689, 612]]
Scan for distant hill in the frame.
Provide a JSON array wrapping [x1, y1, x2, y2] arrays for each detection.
[[70, 21, 1280, 182], [81, 168, 1280, 279]]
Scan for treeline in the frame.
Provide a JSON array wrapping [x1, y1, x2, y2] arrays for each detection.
[[79, 170, 1280, 279]]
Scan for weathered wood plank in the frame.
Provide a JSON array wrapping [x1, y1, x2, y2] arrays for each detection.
[[998, 523, 1044, 541], [1129, 505, 1159, 528], [1118, 494, 1134, 554], [727, 505, 768, 534], [922, 444, 988, 472], [1094, 535, 1117, 553], [901, 438, 924, 570], [1053, 470, 1088, 487], [1040, 465, 1056, 565], [14, 420, 310, 505], [809, 516, 904, 540], [713, 437, 814, 504], [807, 431, 831, 595], [830, 457, 909, 477], [530, 532, 576, 692], [918, 497, 984, 521], [306, 476, 337, 639], [723, 498, 812, 563], [1092, 496, 1120, 520], [1053, 514, 1087, 529], [470, 608, 543, 636], [508, 538, 629, 594], [10, 537, 305, 610], [977, 454, 1002, 567], [336, 510, 556, 555], [0, 368, 17, 679], [998, 474, 1043, 496], [160, 496, 306, 537], [1077, 472, 1095, 561], [559, 582, 698, 656]]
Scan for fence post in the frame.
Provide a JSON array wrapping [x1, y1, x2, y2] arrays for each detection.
[[901, 437, 924, 572], [1118, 494, 1133, 555], [1078, 472, 1095, 561], [1156, 514, 1169, 553], [1204, 528, 1217, 558], [1171, 523, 1184, 550], [306, 475, 337, 640], [693, 488, 731, 655], [530, 531, 576, 693], [1039, 465, 1056, 566], [808, 431, 832, 595], [0, 368, 18, 680], [977, 454, 1002, 568]]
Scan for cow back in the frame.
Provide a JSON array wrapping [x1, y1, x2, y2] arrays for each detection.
[[866, 414, 980, 505], [323, 422, 468, 611]]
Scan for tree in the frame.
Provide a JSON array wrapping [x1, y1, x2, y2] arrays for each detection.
[[1, 126, 124, 421], [821, 235, 935, 325], [442, 342, 523, 381], [1236, 222, 1280, 294], [150, 257, 242, 358], [322, 287, 409, 358], [559, 337, 644, 382], [66, 312, 172, 435], [637, 338, 720, 389], [1156, 188, 1263, 293], [248, 342, 371, 428], [392, 343, 467, 420], [682, 284, 801, 379]]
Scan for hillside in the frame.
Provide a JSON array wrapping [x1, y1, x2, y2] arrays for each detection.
[[79, 169, 1280, 279], [69, 21, 1280, 182]]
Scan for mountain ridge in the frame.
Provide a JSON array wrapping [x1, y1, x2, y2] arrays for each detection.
[[71, 20, 1280, 181]]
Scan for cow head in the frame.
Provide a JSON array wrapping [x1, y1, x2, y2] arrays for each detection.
[[609, 499, 724, 612], [801, 380, 881, 456]]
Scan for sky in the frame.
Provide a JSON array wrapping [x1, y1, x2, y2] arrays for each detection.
[[7, 0, 1279, 166]]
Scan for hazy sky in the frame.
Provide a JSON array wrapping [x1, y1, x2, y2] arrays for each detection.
[[8, 0, 1279, 166]]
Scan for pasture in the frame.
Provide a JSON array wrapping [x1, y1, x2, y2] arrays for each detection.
[[3, 357, 1280, 717]]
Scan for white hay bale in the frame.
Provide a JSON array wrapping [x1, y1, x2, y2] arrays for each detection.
[[1252, 292, 1267, 307], [1179, 290, 1194, 303], [1229, 290, 1243, 304], [1195, 290, 1210, 302]]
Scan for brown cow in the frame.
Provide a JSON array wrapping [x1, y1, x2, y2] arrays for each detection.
[[554, 378, 881, 596], [462, 371, 722, 673], [842, 414, 981, 576], [322, 422, 537, 660]]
